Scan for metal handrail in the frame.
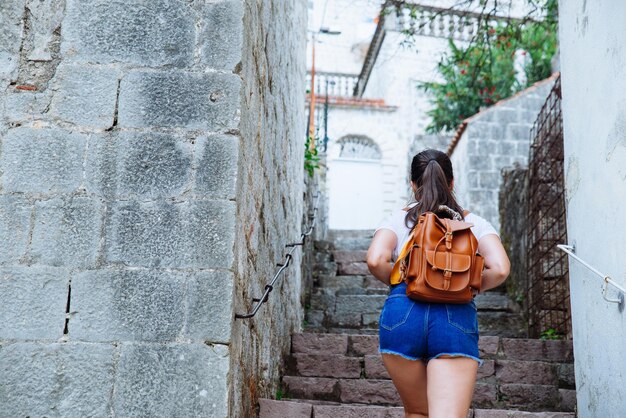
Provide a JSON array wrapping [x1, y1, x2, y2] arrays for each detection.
[[557, 244, 625, 311], [235, 192, 321, 319]]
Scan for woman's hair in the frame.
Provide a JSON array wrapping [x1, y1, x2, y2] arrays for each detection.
[[405, 149, 464, 228]]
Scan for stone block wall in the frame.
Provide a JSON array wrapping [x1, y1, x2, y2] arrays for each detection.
[[449, 77, 556, 230], [499, 166, 529, 313], [0, 1, 307, 417]]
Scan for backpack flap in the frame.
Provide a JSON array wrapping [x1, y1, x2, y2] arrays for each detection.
[[424, 250, 471, 291]]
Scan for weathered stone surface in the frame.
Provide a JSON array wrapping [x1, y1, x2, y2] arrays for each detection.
[[114, 343, 228, 417], [195, 134, 239, 199], [557, 363, 576, 388], [105, 200, 235, 268], [3, 90, 52, 122], [118, 70, 241, 130], [310, 292, 336, 311], [200, 0, 243, 70], [500, 339, 574, 362], [338, 262, 370, 275], [62, 0, 195, 67], [0, 342, 115, 417], [291, 333, 348, 355], [70, 269, 233, 343], [475, 292, 513, 311], [0, 266, 68, 340], [495, 360, 557, 385], [478, 311, 527, 338], [259, 399, 312, 418], [558, 388, 577, 412], [314, 404, 404, 418], [478, 336, 500, 357], [0, 196, 32, 263], [472, 382, 497, 408], [474, 410, 575, 418], [499, 384, 559, 409], [477, 359, 495, 380], [29, 197, 101, 267], [339, 379, 400, 405], [333, 250, 368, 263], [282, 376, 339, 401], [335, 295, 385, 315], [2, 127, 86, 194], [292, 354, 361, 378], [349, 335, 379, 355], [85, 131, 192, 199], [364, 355, 388, 379], [0, 0, 26, 83], [49, 64, 119, 128]]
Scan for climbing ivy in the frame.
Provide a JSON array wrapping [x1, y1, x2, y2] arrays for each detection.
[[304, 136, 321, 178]]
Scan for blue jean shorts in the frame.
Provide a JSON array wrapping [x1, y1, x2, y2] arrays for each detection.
[[378, 282, 482, 365]]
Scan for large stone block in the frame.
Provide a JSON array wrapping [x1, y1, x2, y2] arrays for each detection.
[[105, 200, 235, 268], [195, 134, 239, 199], [113, 343, 229, 417], [0, 342, 116, 417], [0, 0, 26, 82], [291, 333, 348, 355], [118, 70, 241, 130], [0, 266, 68, 340], [70, 268, 233, 343], [61, 0, 195, 67], [86, 131, 193, 199], [0, 196, 32, 263], [49, 64, 120, 129], [259, 399, 312, 418], [3, 90, 53, 123], [200, 0, 244, 71], [29, 197, 101, 267], [2, 127, 86, 194], [292, 353, 361, 378]]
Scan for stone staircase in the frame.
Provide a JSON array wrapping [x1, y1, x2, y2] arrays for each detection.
[[260, 231, 576, 417]]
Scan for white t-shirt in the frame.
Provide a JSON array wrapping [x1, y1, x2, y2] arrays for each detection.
[[375, 204, 499, 261]]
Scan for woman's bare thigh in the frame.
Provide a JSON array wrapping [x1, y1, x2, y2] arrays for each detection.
[[426, 357, 478, 418], [381, 353, 428, 417]]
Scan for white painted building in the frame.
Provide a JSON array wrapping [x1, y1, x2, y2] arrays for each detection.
[[307, 0, 534, 230]]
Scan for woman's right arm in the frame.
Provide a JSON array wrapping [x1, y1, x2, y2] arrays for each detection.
[[366, 229, 397, 285], [477, 234, 511, 292]]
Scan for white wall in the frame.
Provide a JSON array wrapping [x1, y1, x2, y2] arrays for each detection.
[[558, 0, 626, 416]]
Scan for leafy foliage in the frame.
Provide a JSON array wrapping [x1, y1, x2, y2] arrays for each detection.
[[415, 1, 558, 133], [304, 136, 321, 177]]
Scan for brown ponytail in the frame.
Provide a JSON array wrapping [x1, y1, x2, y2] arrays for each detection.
[[405, 149, 464, 229]]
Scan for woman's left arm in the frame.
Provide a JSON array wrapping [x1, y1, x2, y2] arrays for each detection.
[[366, 229, 397, 285]]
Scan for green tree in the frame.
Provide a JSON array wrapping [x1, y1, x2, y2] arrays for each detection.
[[394, 0, 558, 133]]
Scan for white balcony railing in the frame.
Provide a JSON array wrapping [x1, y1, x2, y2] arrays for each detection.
[[306, 72, 359, 98]]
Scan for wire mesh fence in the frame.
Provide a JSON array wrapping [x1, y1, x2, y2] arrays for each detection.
[[526, 75, 572, 339]]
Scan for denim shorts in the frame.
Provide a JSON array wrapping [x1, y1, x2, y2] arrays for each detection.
[[378, 282, 482, 365]]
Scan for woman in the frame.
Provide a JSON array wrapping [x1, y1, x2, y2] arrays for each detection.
[[366, 149, 510, 418]]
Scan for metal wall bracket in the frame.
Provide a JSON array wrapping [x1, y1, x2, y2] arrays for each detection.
[[557, 244, 625, 312]]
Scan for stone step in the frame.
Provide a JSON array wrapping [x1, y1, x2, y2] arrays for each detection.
[[315, 275, 387, 292], [259, 399, 575, 418], [291, 333, 574, 363], [287, 353, 574, 388], [306, 294, 527, 337], [281, 376, 575, 412]]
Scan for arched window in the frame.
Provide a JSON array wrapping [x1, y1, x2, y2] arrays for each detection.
[[337, 135, 382, 160]]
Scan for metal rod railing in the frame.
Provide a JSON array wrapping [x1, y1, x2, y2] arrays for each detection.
[[235, 192, 321, 319], [557, 244, 625, 311]]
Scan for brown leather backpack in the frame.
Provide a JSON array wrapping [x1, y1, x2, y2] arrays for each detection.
[[394, 208, 484, 303]]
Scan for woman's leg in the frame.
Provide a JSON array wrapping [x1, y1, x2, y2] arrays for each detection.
[[425, 357, 478, 418], [381, 353, 429, 418]]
